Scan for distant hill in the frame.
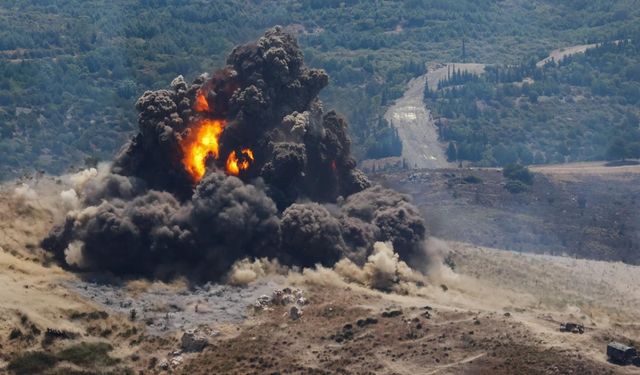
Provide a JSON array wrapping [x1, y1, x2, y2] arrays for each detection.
[[426, 38, 640, 166], [1, 0, 639, 178]]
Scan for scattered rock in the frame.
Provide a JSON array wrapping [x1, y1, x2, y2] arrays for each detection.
[[159, 359, 170, 370], [170, 356, 184, 367], [254, 288, 307, 314], [181, 330, 209, 352], [290, 306, 301, 320]]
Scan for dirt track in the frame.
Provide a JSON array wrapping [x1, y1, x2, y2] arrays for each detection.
[[536, 43, 598, 67], [384, 75, 450, 169], [384, 63, 486, 170], [530, 161, 640, 176]]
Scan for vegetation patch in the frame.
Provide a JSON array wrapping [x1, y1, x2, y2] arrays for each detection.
[[504, 180, 530, 194], [56, 342, 120, 368], [428, 37, 640, 166], [7, 342, 121, 375], [8, 351, 57, 375], [503, 164, 534, 185], [462, 175, 483, 184]]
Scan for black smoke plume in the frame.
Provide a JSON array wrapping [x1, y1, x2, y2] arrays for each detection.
[[42, 27, 427, 282]]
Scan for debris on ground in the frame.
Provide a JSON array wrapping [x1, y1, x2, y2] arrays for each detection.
[[559, 322, 584, 334], [254, 287, 307, 320]]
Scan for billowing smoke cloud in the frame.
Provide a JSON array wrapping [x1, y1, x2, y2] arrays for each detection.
[[42, 27, 428, 282]]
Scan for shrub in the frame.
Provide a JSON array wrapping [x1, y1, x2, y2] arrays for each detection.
[[503, 164, 534, 185], [56, 342, 119, 368], [9, 328, 23, 340], [505, 180, 530, 194], [462, 175, 483, 184], [8, 351, 57, 375]]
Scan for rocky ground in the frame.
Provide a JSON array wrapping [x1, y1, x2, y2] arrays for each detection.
[[1, 165, 640, 374]]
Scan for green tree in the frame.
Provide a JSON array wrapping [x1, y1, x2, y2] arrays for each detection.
[[606, 138, 628, 161], [446, 142, 458, 162]]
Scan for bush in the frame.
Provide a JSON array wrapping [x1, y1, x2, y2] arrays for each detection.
[[56, 342, 119, 368], [504, 180, 530, 194], [8, 351, 57, 375], [503, 164, 534, 185], [9, 328, 23, 340], [462, 175, 483, 184]]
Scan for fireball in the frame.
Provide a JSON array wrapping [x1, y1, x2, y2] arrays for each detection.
[[193, 90, 211, 112], [181, 119, 226, 181], [226, 148, 255, 176]]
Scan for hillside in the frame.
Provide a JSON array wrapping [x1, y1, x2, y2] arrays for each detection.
[[375, 162, 640, 264], [2, 178, 640, 374], [426, 38, 640, 166], [2, 0, 640, 178]]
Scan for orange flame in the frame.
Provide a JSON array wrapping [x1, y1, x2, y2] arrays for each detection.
[[181, 119, 226, 181], [193, 90, 211, 112], [226, 148, 255, 176]]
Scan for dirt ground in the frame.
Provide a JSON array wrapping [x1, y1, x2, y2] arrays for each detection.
[[177, 240, 640, 375]]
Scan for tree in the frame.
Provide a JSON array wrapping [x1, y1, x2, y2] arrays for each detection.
[[606, 138, 628, 161], [446, 142, 458, 162], [627, 142, 640, 159], [503, 164, 534, 185]]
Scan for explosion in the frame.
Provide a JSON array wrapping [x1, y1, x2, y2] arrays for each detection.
[[193, 89, 211, 112], [226, 148, 254, 176], [42, 27, 428, 282], [181, 89, 256, 180], [181, 119, 226, 181]]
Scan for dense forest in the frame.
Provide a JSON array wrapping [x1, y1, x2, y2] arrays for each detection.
[[427, 35, 640, 166], [1, 0, 640, 178]]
